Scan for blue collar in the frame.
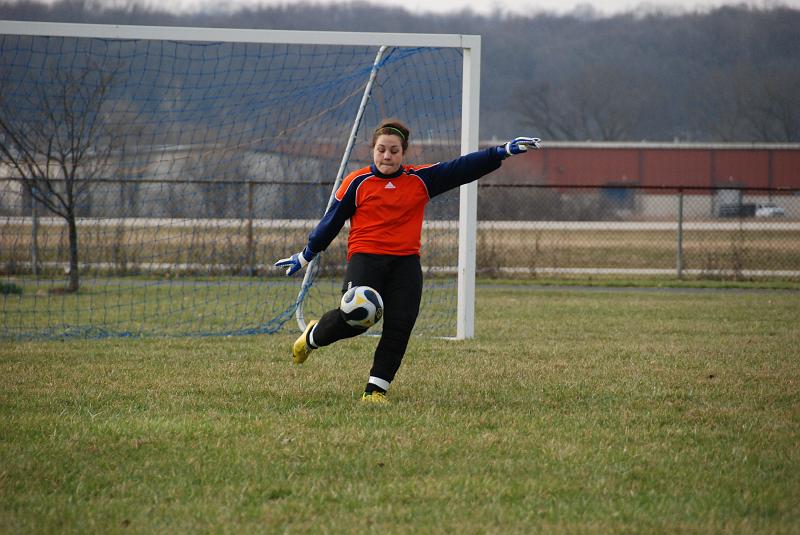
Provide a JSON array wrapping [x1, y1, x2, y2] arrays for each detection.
[[370, 163, 404, 179]]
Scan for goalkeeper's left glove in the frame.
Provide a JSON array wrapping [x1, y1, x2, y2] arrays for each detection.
[[497, 136, 541, 158]]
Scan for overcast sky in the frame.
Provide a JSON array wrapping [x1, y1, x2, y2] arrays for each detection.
[[406, 0, 800, 16], [21, 0, 800, 16]]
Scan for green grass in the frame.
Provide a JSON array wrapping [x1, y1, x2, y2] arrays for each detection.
[[1, 276, 458, 339], [2, 287, 799, 533], [480, 276, 800, 291]]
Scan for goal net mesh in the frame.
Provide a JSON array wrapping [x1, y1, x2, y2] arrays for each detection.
[[0, 30, 464, 339]]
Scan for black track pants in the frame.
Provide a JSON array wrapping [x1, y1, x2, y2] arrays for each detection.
[[311, 253, 423, 384]]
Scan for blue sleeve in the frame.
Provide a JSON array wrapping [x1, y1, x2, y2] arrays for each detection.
[[306, 184, 357, 254], [420, 147, 504, 198]]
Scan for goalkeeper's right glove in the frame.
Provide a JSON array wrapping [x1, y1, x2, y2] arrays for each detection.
[[274, 246, 315, 276], [497, 136, 541, 158]]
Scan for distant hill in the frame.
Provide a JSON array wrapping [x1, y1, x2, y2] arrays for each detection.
[[2, 1, 799, 141]]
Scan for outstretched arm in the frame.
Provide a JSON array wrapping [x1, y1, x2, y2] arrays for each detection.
[[423, 136, 542, 198]]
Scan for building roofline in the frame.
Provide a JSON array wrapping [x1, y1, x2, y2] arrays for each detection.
[[506, 141, 800, 150]]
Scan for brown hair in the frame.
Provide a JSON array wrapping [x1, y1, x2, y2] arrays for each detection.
[[372, 119, 410, 152]]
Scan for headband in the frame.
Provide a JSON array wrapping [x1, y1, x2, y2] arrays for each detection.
[[380, 126, 407, 141]]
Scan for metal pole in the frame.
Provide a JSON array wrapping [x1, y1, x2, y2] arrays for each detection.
[[295, 45, 388, 331], [457, 36, 481, 340], [31, 187, 39, 276], [676, 189, 684, 279], [247, 180, 254, 276]]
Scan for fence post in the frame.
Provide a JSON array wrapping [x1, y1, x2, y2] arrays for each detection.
[[676, 189, 684, 279], [247, 180, 255, 276], [30, 187, 39, 276]]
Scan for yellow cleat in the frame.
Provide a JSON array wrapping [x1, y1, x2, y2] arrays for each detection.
[[361, 391, 389, 404], [292, 320, 318, 364]]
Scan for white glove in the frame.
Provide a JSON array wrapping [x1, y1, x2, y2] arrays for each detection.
[[500, 136, 541, 156], [274, 247, 315, 276]]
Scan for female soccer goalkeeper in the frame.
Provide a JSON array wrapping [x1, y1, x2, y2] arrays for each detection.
[[275, 119, 540, 403]]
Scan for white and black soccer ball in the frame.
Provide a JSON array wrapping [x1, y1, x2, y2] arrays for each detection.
[[340, 286, 383, 329]]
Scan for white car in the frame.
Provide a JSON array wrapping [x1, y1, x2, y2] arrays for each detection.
[[755, 202, 785, 217]]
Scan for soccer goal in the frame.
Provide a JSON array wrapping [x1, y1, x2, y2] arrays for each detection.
[[0, 21, 480, 340]]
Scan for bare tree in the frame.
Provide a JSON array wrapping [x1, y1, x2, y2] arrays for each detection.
[[695, 68, 751, 142], [745, 68, 800, 142], [517, 63, 652, 141], [0, 62, 121, 292], [698, 63, 800, 142]]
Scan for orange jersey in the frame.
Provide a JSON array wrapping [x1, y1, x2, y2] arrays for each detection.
[[337, 164, 432, 257], [307, 148, 503, 259]]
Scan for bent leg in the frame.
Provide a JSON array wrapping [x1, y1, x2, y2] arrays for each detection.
[[306, 253, 386, 347], [310, 307, 365, 347], [365, 255, 422, 394]]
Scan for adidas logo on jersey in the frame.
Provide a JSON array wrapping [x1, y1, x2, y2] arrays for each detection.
[[384, 181, 396, 189]]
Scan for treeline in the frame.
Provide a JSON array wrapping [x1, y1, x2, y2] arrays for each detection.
[[2, 0, 799, 142]]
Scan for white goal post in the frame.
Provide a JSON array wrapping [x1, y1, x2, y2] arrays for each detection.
[[0, 20, 481, 339]]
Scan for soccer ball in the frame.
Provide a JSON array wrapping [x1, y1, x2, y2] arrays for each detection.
[[340, 286, 383, 329]]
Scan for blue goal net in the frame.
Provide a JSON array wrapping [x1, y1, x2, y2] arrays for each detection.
[[0, 25, 465, 339]]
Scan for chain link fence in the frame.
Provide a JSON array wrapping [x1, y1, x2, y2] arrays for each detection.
[[475, 184, 799, 280], [1, 178, 798, 282]]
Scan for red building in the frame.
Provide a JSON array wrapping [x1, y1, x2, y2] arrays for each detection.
[[489, 142, 800, 192]]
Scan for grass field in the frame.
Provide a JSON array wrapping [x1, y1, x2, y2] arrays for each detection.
[[2, 285, 799, 533], [0, 276, 458, 339]]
